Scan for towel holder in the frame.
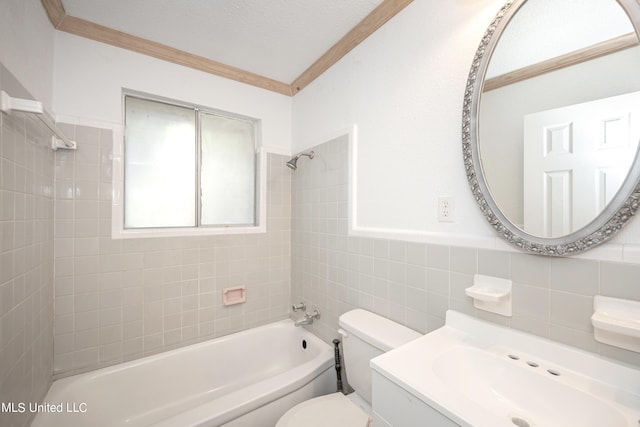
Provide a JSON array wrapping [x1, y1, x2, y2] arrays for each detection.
[[0, 90, 76, 151]]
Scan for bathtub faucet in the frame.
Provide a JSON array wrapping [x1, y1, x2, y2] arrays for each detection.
[[294, 309, 321, 326]]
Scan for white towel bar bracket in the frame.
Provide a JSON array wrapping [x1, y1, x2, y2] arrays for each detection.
[[0, 90, 77, 151]]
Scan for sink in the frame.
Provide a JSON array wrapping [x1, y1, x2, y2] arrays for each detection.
[[433, 346, 626, 427], [371, 311, 640, 427]]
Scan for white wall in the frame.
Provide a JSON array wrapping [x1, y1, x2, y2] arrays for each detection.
[[292, 0, 640, 262], [293, 0, 507, 242], [0, 0, 55, 108], [52, 32, 293, 154]]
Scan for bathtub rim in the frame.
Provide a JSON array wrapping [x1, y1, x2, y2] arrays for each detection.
[[54, 318, 325, 382], [37, 318, 335, 427]]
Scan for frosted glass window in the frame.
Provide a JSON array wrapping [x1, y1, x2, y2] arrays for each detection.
[[200, 113, 256, 225], [123, 94, 258, 230], [125, 97, 196, 228]]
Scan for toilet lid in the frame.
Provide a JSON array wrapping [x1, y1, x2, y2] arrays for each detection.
[[276, 392, 372, 427]]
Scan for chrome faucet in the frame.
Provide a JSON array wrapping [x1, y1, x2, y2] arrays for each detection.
[[294, 309, 321, 326]]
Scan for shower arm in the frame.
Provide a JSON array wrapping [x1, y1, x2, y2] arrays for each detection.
[[286, 150, 315, 170]]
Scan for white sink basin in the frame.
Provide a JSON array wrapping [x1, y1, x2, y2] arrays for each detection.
[[371, 311, 640, 427], [433, 346, 626, 427]]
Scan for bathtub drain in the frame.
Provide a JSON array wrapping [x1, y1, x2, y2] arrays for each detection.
[[511, 417, 530, 427]]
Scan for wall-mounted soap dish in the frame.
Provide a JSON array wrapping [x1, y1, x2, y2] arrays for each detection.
[[465, 274, 512, 316], [223, 286, 246, 306], [592, 295, 640, 352]]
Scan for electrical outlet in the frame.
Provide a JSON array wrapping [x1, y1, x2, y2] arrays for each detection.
[[438, 196, 454, 222]]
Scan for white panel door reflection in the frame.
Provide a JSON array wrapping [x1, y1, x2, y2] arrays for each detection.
[[524, 91, 640, 237]]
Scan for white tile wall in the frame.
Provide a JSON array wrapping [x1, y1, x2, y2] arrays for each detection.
[[291, 135, 640, 368], [52, 125, 291, 376], [0, 64, 55, 427]]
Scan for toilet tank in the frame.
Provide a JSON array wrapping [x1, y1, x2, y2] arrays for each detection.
[[338, 309, 421, 404]]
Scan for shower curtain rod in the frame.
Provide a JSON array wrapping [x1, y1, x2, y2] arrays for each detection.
[[0, 90, 76, 151]]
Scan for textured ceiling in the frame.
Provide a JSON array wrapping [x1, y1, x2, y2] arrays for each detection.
[[60, 0, 384, 83]]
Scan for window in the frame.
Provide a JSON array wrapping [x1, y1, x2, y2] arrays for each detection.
[[123, 94, 260, 232]]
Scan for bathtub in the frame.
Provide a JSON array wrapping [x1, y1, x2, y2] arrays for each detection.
[[32, 319, 335, 427]]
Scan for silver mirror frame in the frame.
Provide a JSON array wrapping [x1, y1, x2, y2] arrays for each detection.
[[462, 0, 640, 256]]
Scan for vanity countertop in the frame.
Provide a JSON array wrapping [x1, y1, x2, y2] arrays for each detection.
[[371, 310, 640, 427]]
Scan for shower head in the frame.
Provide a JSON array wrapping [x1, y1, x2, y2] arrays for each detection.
[[285, 158, 298, 170], [286, 151, 315, 170]]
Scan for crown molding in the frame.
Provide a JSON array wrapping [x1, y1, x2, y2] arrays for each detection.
[[40, 0, 413, 96], [291, 0, 414, 94], [484, 32, 638, 92]]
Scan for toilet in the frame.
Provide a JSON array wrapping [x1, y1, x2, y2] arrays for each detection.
[[276, 309, 422, 427]]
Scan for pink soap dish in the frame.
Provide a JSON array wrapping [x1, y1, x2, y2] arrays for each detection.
[[223, 286, 246, 306]]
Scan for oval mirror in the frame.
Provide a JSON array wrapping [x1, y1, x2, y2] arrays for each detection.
[[463, 0, 640, 255]]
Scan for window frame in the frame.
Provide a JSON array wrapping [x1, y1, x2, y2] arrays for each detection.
[[112, 90, 267, 239]]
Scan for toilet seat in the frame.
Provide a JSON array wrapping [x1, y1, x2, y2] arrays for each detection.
[[276, 392, 372, 427]]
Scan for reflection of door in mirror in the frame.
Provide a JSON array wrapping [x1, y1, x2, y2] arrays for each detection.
[[477, 0, 640, 238], [478, 41, 640, 234], [465, 0, 640, 255], [523, 91, 640, 237]]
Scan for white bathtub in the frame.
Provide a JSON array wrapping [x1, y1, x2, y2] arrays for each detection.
[[32, 320, 335, 427]]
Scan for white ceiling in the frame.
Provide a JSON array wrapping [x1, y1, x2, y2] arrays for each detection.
[[60, 0, 384, 83]]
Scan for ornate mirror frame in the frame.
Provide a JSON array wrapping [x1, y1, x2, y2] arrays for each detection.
[[462, 0, 640, 256]]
